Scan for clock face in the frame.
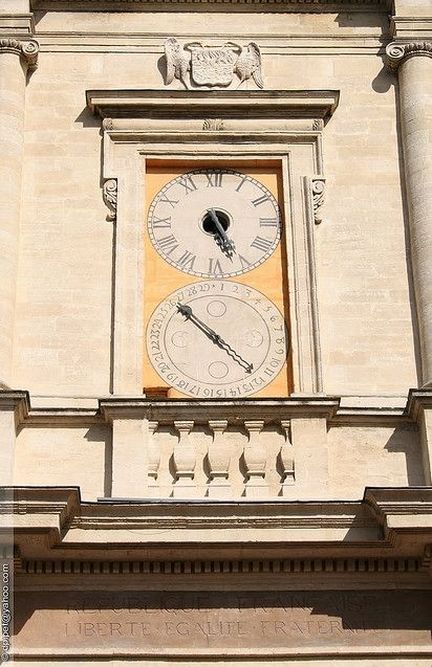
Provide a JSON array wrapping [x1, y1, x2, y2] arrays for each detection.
[[147, 168, 281, 278], [147, 280, 288, 398]]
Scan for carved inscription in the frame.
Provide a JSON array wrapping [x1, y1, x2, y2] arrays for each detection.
[[14, 591, 432, 654]]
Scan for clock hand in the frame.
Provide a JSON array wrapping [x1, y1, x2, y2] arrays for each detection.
[[207, 208, 236, 259], [177, 303, 253, 373]]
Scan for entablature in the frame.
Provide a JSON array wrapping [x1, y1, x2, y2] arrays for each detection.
[[2, 486, 432, 568], [30, 0, 393, 12]]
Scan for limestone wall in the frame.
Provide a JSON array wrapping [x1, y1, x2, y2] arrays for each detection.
[[12, 412, 425, 502], [10, 6, 418, 397]]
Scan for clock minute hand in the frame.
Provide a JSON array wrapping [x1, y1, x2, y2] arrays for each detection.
[[177, 303, 253, 374], [208, 208, 236, 258]]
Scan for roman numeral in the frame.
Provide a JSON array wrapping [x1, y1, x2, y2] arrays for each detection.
[[156, 234, 179, 255], [206, 172, 223, 188], [208, 258, 223, 275], [238, 254, 251, 270], [251, 194, 270, 207], [159, 193, 178, 208], [235, 175, 248, 192], [251, 236, 273, 252], [151, 215, 172, 229], [178, 175, 198, 194], [177, 250, 196, 270], [259, 217, 278, 227]]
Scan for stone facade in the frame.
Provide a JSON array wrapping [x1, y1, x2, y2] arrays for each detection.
[[1, 0, 432, 664]]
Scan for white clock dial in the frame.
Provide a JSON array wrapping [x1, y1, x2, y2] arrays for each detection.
[[147, 280, 288, 398], [147, 168, 281, 278]]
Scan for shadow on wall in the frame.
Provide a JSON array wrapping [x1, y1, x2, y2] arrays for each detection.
[[385, 425, 426, 486], [84, 425, 112, 498], [335, 11, 389, 29], [371, 65, 394, 93]]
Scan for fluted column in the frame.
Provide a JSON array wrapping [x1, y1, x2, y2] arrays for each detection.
[[386, 42, 432, 387], [0, 38, 38, 388]]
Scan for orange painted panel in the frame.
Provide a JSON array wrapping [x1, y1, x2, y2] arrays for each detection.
[[143, 159, 293, 398]]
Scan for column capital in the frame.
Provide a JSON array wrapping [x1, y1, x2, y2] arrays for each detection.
[[386, 41, 432, 72], [0, 37, 39, 69]]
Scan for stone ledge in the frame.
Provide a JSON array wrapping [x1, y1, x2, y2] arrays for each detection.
[[2, 486, 432, 563], [87, 89, 340, 125], [3, 389, 432, 426], [30, 0, 392, 11], [100, 396, 340, 422]]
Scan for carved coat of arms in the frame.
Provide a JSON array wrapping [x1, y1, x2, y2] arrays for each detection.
[[164, 38, 264, 90]]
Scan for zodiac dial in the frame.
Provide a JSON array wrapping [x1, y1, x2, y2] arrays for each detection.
[[147, 280, 288, 398], [147, 168, 281, 278]]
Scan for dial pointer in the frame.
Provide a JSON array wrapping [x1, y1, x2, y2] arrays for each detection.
[[208, 208, 236, 259], [177, 302, 253, 373]]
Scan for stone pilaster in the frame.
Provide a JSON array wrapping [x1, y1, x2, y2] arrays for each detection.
[[406, 389, 432, 485], [386, 42, 432, 387], [0, 37, 38, 388], [100, 402, 148, 498], [0, 390, 29, 485]]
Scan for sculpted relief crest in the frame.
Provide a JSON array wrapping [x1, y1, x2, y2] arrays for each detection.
[[163, 38, 264, 90]]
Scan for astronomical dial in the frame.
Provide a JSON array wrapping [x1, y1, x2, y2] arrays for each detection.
[[146, 280, 288, 398], [147, 168, 281, 278]]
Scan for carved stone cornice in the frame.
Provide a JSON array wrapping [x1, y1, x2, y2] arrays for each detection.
[[0, 390, 30, 425], [31, 0, 392, 8], [405, 389, 432, 422], [385, 41, 432, 72], [87, 89, 340, 127], [0, 37, 39, 69], [4, 486, 432, 564]]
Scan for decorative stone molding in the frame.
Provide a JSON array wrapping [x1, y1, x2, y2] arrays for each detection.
[[202, 118, 224, 131], [5, 486, 432, 564], [102, 177, 117, 221], [0, 390, 30, 425], [386, 41, 432, 72], [311, 176, 326, 224], [102, 117, 113, 131], [0, 38, 39, 69], [31, 0, 393, 7], [88, 90, 339, 126], [22, 556, 420, 576], [405, 389, 432, 422], [163, 38, 263, 90]]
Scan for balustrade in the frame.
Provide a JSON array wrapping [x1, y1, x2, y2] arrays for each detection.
[[140, 416, 293, 499]]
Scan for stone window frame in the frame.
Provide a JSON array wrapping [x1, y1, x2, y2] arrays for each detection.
[[86, 90, 339, 395]]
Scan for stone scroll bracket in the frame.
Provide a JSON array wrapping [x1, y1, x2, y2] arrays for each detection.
[[102, 177, 118, 222], [311, 176, 326, 225]]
